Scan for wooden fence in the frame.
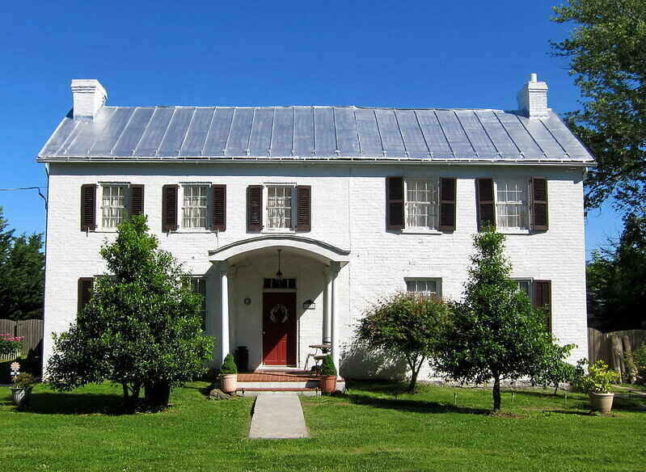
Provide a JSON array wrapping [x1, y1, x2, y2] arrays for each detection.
[[588, 328, 646, 382], [0, 319, 44, 361]]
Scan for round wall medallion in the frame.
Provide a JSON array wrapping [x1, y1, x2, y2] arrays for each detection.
[[243, 297, 251, 305]]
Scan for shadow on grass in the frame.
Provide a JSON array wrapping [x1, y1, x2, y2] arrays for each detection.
[[346, 393, 489, 415], [9, 392, 130, 415], [344, 379, 413, 396]]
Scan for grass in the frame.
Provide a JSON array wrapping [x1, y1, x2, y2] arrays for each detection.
[[1, 381, 644, 472]]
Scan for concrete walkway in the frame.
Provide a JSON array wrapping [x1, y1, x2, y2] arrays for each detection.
[[249, 393, 309, 439]]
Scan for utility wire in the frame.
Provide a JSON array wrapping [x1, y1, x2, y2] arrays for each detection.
[[0, 187, 47, 208]]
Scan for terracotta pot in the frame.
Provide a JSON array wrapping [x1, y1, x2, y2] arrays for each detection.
[[220, 374, 237, 394], [320, 375, 337, 394], [589, 392, 614, 413], [10, 387, 32, 407]]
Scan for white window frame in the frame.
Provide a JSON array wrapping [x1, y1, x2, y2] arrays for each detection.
[[495, 178, 530, 231], [513, 278, 535, 303], [100, 183, 129, 230], [181, 183, 210, 230], [405, 278, 442, 297], [264, 184, 296, 232], [403, 177, 440, 232]]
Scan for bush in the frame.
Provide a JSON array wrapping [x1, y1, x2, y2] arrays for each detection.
[[0, 334, 22, 357], [576, 360, 620, 393], [220, 354, 237, 375], [634, 344, 646, 385], [530, 344, 577, 394], [12, 372, 36, 388], [320, 355, 337, 377]]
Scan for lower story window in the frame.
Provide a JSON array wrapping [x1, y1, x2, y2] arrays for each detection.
[[190, 277, 207, 329], [406, 278, 441, 296], [101, 184, 128, 229]]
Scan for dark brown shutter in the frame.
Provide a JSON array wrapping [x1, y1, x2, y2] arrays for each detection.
[[476, 178, 495, 231], [130, 185, 145, 216], [439, 177, 456, 231], [533, 280, 552, 331], [80, 184, 97, 231], [386, 177, 404, 230], [78, 277, 94, 313], [531, 177, 548, 231], [295, 185, 311, 232], [211, 185, 226, 231], [162, 185, 178, 232], [247, 185, 263, 231]]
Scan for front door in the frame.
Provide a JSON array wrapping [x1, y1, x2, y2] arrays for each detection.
[[262, 292, 297, 366]]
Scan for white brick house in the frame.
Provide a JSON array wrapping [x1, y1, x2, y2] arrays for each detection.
[[38, 75, 593, 379]]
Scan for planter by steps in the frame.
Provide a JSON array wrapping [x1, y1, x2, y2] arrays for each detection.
[[320, 375, 337, 394], [220, 374, 238, 394], [589, 392, 614, 414]]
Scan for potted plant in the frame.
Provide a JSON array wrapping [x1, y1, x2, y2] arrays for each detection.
[[219, 354, 238, 394], [319, 355, 337, 394], [10, 372, 36, 407], [577, 360, 620, 413]]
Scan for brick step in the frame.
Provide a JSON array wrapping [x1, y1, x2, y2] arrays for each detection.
[[237, 387, 320, 397]]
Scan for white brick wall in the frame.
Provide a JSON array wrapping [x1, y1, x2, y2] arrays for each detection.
[[43, 162, 588, 378]]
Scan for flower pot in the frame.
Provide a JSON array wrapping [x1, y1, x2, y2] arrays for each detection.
[[220, 374, 237, 394], [589, 392, 614, 413], [10, 387, 32, 407], [320, 375, 337, 394]]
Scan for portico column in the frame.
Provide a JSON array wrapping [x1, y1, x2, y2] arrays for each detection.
[[216, 262, 230, 364], [328, 262, 341, 373]]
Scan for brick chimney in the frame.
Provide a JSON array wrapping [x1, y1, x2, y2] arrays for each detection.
[[517, 73, 548, 119], [71, 79, 107, 119]]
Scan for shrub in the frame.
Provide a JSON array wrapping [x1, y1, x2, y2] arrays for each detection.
[[13, 372, 36, 388], [530, 343, 577, 394], [320, 355, 337, 377], [633, 344, 646, 385], [0, 334, 23, 357], [576, 360, 620, 393], [220, 354, 237, 375]]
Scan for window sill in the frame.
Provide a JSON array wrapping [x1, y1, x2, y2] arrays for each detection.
[[498, 228, 531, 235], [261, 229, 296, 235], [400, 229, 443, 235]]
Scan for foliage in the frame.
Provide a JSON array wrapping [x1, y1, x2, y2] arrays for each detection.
[[586, 212, 646, 330], [356, 293, 450, 392], [47, 215, 213, 410], [576, 360, 620, 393], [0, 333, 23, 356], [0, 207, 45, 320], [530, 343, 578, 394], [633, 344, 646, 385], [434, 229, 558, 411], [12, 372, 36, 388], [551, 0, 646, 213], [220, 354, 238, 375], [320, 355, 337, 377]]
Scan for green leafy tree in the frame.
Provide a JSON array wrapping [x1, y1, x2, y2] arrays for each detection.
[[0, 207, 44, 320], [530, 343, 577, 394], [434, 230, 558, 411], [356, 293, 450, 392], [48, 215, 213, 410], [551, 0, 646, 212]]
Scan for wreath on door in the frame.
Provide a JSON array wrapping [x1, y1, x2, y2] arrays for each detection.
[[269, 304, 289, 324]]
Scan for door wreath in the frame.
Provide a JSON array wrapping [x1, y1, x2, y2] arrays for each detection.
[[269, 304, 289, 324]]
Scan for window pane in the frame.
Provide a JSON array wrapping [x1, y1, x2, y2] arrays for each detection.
[[516, 280, 532, 299], [496, 178, 528, 229], [406, 279, 439, 296], [267, 186, 293, 229], [101, 185, 127, 228], [405, 179, 438, 229], [183, 185, 208, 228]]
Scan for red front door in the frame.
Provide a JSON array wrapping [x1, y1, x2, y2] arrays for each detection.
[[262, 292, 297, 366]]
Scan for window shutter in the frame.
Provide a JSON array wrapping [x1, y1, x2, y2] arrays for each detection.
[[533, 280, 552, 331], [247, 185, 263, 231], [531, 177, 548, 231], [439, 177, 456, 231], [78, 277, 94, 313], [130, 185, 145, 216], [211, 185, 226, 231], [476, 178, 495, 231], [386, 177, 404, 230], [162, 185, 178, 232], [80, 184, 97, 231], [295, 185, 311, 232]]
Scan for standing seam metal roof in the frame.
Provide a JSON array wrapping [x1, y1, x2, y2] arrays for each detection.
[[38, 106, 594, 163]]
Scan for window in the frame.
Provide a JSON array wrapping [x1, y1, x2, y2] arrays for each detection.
[[496, 178, 529, 229], [182, 185, 209, 229], [266, 185, 294, 230], [406, 279, 441, 296], [264, 278, 297, 289], [405, 178, 439, 230], [101, 184, 128, 229], [515, 279, 532, 300], [190, 277, 207, 329], [514, 279, 552, 330]]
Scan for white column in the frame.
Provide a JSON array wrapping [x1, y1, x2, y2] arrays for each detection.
[[329, 262, 341, 375], [216, 262, 230, 364], [323, 272, 332, 345]]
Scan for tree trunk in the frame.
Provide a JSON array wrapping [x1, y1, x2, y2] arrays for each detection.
[[122, 382, 141, 413], [492, 375, 501, 412], [145, 381, 171, 408], [406, 356, 424, 393]]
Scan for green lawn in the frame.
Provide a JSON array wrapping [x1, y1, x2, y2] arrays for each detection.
[[1, 381, 644, 471]]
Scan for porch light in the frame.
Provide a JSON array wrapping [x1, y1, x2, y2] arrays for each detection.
[[275, 249, 283, 280], [303, 299, 315, 310]]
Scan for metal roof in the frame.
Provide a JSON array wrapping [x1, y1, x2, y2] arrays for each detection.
[[38, 106, 594, 163]]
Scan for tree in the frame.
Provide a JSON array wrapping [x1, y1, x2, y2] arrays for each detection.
[[551, 0, 646, 212], [47, 215, 213, 410], [434, 230, 559, 411], [0, 207, 45, 320], [587, 212, 646, 330], [530, 343, 577, 395], [356, 293, 450, 392]]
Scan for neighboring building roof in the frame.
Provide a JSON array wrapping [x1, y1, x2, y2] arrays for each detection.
[[38, 105, 594, 164]]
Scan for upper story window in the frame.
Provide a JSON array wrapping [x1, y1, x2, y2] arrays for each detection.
[[495, 178, 529, 230], [406, 278, 441, 297], [101, 184, 128, 229], [266, 185, 294, 230], [182, 185, 209, 229], [405, 178, 439, 230]]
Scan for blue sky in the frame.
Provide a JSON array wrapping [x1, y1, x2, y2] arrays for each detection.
[[0, 0, 623, 255]]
